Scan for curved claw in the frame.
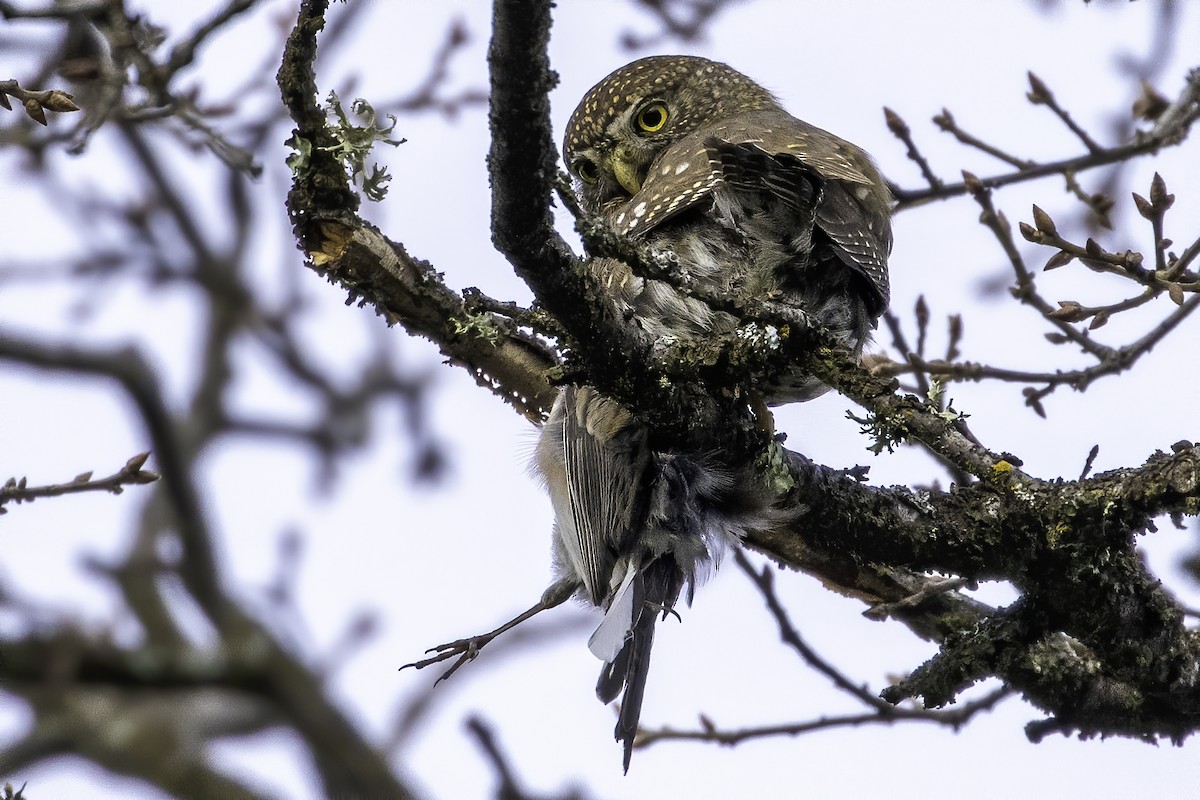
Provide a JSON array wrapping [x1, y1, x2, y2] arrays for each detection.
[[400, 635, 492, 683], [398, 579, 580, 684], [645, 601, 682, 623]]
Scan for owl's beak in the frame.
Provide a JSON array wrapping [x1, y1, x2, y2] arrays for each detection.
[[608, 155, 642, 196]]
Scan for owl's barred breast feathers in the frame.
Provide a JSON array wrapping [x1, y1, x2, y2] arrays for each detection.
[[538, 55, 893, 771]]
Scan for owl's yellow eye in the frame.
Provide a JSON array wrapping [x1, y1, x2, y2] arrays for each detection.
[[635, 102, 669, 134], [574, 158, 599, 184]]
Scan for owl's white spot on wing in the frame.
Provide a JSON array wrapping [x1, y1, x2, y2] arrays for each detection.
[[674, 161, 690, 174]]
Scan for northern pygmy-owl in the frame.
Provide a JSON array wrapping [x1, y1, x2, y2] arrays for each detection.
[[535, 55, 892, 770]]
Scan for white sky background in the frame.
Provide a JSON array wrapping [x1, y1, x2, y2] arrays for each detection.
[[2, 0, 1200, 798]]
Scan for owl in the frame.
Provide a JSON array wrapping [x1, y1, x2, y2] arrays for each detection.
[[534, 55, 892, 770]]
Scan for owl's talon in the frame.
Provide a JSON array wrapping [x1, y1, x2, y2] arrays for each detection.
[[646, 601, 683, 623], [750, 393, 776, 437]]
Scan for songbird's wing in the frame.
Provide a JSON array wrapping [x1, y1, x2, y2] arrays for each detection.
[[589, 566, 638, 661], [539, 386, 652, 606]]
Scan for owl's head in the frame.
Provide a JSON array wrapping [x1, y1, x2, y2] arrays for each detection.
[[564, 55, 778, 213]]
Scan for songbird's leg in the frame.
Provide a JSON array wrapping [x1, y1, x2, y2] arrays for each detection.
[[400, 577, 580, 684]]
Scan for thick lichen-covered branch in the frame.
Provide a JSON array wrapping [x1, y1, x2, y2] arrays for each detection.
[[278, 0, 558, 420]]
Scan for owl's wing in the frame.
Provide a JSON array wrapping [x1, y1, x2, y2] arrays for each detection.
[[613, 134, 722, 239], [618, 111, 891, 311], [729, 115, 892, 312], [809, 178, 892, 312]]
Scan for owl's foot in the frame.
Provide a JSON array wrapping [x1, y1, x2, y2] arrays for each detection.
[[749, 392, 776, 437], [400, 577, 579, 684], [646, 601, 682, 623]]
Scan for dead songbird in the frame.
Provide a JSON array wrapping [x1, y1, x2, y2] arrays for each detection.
[[406, 55, 891, 772], [534, 385, 740, 772]]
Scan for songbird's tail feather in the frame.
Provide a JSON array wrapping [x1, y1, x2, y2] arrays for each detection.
[[614, 598, 656, 773], [596, 558, 681, 773]]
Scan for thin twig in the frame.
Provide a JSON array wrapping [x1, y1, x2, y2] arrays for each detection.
[[734, 551, 887, 709], [883, 106, 943, 190], [1026, 71, 1103, 154], [1, 453, 158, 512], [637, 686, 1012, 748], [893, 68, 1199, 210]]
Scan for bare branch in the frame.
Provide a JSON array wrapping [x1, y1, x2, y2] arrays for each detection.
[[637, 688, 1012, 749], [0, 335, 224, 621], [0, 452, 158, 513], [0, 78, 79, 125], [893, 67, 1200, 209]]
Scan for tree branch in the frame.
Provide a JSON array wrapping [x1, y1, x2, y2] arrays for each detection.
[[0, 335, 224, 622], [891, 66, 1200, 210], [1, 452, 158, 512]]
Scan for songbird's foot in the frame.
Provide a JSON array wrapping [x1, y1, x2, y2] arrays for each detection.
[[400, 633, 497, 685], [399, 577, 580, 685]]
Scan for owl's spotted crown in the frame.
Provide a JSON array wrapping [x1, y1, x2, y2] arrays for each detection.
[[564, 55, 777, 156]]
